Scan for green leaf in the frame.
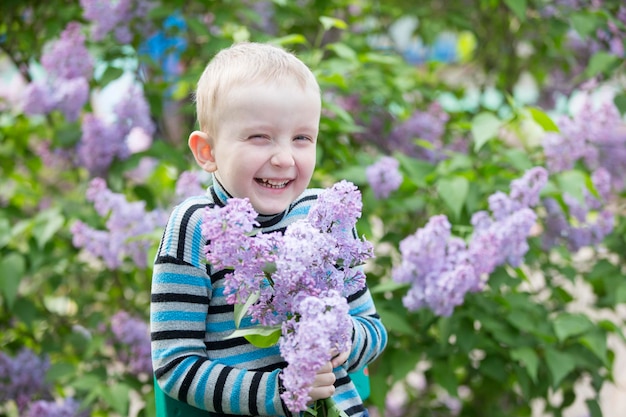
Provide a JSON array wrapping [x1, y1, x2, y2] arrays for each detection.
[[271, 34, 308, 46], [370, 281, 409, 294], [614, 94, 626, 115], [234, 291, 260, 328], [553, 313, 594, 342], [580, 330, 608, 365], [98, 66, 124, 86], [102, 383, 130, 416], [570, 12, 602, 38], [326, 43, 357, 61], [511, 347, 539, 383], [527, 107, 559, 132], [471, 112, 501, 151], [319, 16, 348, 31], [226, 326, 281, 348], [503, 0, 526, 21], [0, 217, 10, 249], [585, 51, 620, 78], [544, 348, 577, 389], [555, 170, 587, 204], [33, 208, 65, 249], [0, 253, 25, 310], [436, 176, 469, 219], [586, 398, 603, 417], [377, 308, 414, 335]]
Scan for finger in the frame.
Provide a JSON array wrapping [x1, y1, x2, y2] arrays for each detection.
[[331, 351, 349, 368]]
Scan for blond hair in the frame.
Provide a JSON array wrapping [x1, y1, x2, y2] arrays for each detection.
[[194, 42, 320, 136]]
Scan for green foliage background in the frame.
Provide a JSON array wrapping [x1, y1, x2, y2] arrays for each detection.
[[1, 0, 626, 416]]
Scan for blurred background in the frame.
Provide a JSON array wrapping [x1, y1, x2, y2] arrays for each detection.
[[1, 1, 626, 416]]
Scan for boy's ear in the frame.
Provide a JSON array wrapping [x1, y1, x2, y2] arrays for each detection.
[[189, 131, 217, 172]]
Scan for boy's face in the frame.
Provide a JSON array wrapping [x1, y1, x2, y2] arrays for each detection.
[[207, 79, 320, 215]]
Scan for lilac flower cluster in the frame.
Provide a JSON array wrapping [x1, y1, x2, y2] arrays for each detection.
[[543, 93, 626, 191], [175, 170, 209, 201], [542, 168, 614, 251], [393, 167, 548, 316], [0, 348, 50, 411], [388, 102, 450, 162], [279, 291, 352, 412], [110, 311, 152, 376], [71, 178, 167, 269], [22, 22, 92, 122], [26, 398, 86, 417], [77, 83, 155, 176], [366, 156, 404, 199], [80, 0, 155, 43], [202, 180, 373, 412]]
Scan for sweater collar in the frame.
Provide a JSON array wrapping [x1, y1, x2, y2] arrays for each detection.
[[210, 174, 286, 228]]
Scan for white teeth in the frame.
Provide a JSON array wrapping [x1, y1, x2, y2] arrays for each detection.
[[258, 179, 289, 188]]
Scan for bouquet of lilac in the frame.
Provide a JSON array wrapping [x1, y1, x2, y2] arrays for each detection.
[[201, 180, 374, 415]]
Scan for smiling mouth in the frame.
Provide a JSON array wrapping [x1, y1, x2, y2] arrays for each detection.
[[256, 178, 291, 189]]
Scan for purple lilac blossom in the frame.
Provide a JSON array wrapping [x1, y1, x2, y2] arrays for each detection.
[[392, 215, 480, 316], [76, 84, 154, 176], [22, 22, 93, 122], [175, 171, 209, 201], [393, 167, 548, 316], [41, 22, 93, 80], [80, 0, 156, 43], [71, 178, 167, 269], [543, 94, 626, 191], [388, 102, 450, 162], [110, 311, 152, 375], [366, 156, 403, 199], [279, 290, 352, 412], [26, 398, 86, 417], [542, 167, 614, 251], [0, 348, 50, 411]]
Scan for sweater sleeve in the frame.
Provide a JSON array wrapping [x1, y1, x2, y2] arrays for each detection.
[[150, 198, 294, 416], [345, 284, 388, 373]]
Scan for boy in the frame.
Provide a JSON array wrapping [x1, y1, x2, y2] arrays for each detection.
[[150, 41, 387, 416]]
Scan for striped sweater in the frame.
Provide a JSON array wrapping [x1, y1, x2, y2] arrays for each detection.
[[150, 180, 387, 416]]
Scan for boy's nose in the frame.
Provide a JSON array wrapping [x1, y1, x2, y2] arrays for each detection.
[[270, 147, 295, 167]]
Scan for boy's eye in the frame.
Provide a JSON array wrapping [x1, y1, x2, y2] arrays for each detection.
[[294, 135, 312, 142]]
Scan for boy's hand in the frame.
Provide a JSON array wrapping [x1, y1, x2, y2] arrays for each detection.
[[308, 350, 350, 401]]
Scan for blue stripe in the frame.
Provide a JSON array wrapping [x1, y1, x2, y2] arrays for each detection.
[[230, 370, 246, 414], [154, 272, 208, 287], [266, 371, 278, 415], [164, 356, 194, 391], [349, 301, 371, 316], [152, 346, 202, 361], [334, 389, 359, 403], [218, 346, 280, 366], [194, 360, 217, 407], [152, 310, 206, 323], [206, 321, 236, 333], [192, 220, 204, 268]]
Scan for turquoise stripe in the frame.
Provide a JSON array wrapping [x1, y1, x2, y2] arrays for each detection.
[[349, 301, 371, 316], [152, 346, 202, 361], [191, 221, 204, 268], [334, 389, 358, 403], [154, 271, 208, 287], [194, 360, 217, 407], [206, 321, 236, 333], [230, 371, 246, 414], [266, 371, 278, 415], [152, 310, 206, 323], [164, 356, 194, 391], [218, 346, 280, 366]]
